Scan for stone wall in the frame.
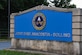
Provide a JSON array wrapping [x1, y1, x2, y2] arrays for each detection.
[[72, 9, 82, 55], [11, 38, 74, 55], [10, 5, 82, 55]]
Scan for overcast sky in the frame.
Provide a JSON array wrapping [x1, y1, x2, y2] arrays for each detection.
[[47, 0, 82, 8], [71, 0, 82, 8]]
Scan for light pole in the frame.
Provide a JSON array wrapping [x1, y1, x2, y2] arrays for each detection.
[[8, 0, 10, 38]]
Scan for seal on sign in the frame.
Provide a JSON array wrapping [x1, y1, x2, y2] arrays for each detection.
[[32, 12, 46, 30]]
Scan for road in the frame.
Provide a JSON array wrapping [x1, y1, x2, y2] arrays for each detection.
[[0, 41, 11, 50]]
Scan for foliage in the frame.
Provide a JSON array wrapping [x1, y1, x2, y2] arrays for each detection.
[[49, 0, 76, 8], [0, 4, 3, 9], [0, 0, 7, 9], [0, 0, 7, 30], [11, 0, 49, 13]]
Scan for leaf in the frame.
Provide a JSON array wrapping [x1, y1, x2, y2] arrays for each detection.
[[49, 0, 76, 8], [0, 4, 3, 9]]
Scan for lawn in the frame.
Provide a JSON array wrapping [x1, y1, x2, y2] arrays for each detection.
[[0, 38, 10, 41], [0, 50, 44, 55]]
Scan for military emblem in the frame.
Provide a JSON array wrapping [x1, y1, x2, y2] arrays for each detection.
[[32, 12, 46, 30]]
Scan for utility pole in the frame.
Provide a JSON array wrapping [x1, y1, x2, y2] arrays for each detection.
[[8, 0, 10, 38]]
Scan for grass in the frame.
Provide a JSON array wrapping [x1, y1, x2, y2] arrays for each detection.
[[0, 37, 10, 41], [0, 39, 10, 42], [0, 50, 44, 55]]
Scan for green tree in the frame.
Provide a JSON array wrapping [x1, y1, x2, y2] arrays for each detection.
[[11, 0, 48, 13], [0, 4, 3, 9], [0, 0, 7, 9], [0, 0, 8, 38], [0, 0, 7, 29], [49, 0, 76, 8]]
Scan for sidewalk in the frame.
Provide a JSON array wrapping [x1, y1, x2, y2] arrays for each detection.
[[0, 41, 11, 50]]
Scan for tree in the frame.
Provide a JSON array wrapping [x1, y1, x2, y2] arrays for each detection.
[[49, 0, 76, 8], [0, 0, 7, 29], [0, 0, 7, 9], [11, 0, 49, 13], [0, 0, 8, 38], [0, 4, 3, 9]]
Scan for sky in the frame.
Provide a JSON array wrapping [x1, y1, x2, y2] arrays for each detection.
[[71, 0, 82, 8], [47, 0, 82, 8]]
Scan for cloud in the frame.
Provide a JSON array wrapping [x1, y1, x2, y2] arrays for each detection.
[[71, 0, 82, 8]]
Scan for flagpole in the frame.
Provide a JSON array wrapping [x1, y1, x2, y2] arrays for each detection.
[[8, 0, 10, 38]]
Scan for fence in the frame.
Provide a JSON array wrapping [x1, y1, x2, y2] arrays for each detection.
[[0, 29, 8, 38]]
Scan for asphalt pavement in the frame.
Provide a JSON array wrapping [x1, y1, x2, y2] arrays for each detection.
[[0, 41, 11, 50]]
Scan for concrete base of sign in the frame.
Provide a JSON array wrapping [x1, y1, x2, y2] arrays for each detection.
[[11, 38, 80, 55]]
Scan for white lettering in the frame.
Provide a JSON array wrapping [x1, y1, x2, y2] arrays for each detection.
[[15, 32, 23, 35], [23, 32, 31, 36], [15, 32, 71, 37], [53, 33, 70, 37], [31, 32, 51, 36]]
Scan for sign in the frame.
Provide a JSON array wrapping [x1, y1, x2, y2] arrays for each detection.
[[14, 10, 72, 42]]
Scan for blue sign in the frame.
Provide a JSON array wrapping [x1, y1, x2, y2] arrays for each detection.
[[14, 10, 72, 42]]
